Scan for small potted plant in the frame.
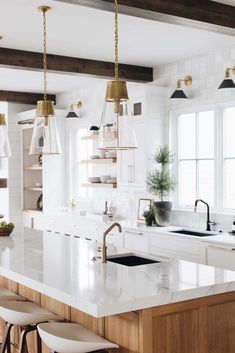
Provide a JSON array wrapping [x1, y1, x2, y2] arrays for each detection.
[[148, 145, 176, 227], [143, 206, 155, 227]]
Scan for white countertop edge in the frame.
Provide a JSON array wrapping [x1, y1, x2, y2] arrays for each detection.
[[2, 265, 235, 318]]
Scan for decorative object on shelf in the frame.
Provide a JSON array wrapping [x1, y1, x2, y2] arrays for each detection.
[[0, 114, 11, 158], [36, 194, 43, 211], [98, 0, 137, 151], [89, 126, 99, 135], [30, 6, 61, 155], [18, 119, 34, 125], [148, 145, 176, 227], [170, 75, 192, 99], [88, 177, 101, 183], [218, 67, 235, 89], [100, 175, 111, 183], [137, 198, 153, 222], [66, 101, 82, 118], [38, 153, 42, 166], [0, 221, 14, 236]]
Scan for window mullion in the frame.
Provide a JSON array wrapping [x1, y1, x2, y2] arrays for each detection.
[[196, 113, 199, 200]]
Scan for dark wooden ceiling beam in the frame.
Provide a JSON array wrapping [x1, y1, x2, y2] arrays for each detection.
[[0, 47, 152, 83], [0, 90, 56, 105], [54, 0, 235, 35]]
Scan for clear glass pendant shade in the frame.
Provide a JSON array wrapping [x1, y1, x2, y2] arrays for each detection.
[[98, 98, 137, 150], [29, 115, 61, 155], [0, 117, 11, 158]]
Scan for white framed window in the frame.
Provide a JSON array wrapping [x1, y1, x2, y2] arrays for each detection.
[[171, 102, 235, 212], [172, 109, 215, 209], [223, 107, 235, 210]]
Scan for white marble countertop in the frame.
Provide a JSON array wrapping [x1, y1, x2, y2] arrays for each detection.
[[45, 212, 235, 247], [1, 227, 235, 318]]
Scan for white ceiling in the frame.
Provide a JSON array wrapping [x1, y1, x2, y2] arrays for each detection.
[[1, 0, 235, 67], [0, 0, 235, 93], [0, 68, 105, 94]]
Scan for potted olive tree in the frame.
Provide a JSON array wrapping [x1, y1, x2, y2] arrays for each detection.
[[147, 145, 176, 226]]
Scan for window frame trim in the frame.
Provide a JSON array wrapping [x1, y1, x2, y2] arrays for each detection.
[[170, 101, 235, 213]]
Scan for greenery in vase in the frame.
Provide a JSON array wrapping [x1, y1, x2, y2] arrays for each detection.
[[143, 206, 155, 226], [148, 145, 176, 201]]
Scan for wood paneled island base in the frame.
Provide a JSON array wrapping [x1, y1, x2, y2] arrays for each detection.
[[0, 276, 235, 353]]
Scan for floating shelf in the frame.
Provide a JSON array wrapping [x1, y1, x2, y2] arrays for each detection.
[[25, 166, 42, 170], [24, 187, 43, 192], [80, 158, 117, 164], [23, 209, 42, 213], [82, 183, 117, 189]]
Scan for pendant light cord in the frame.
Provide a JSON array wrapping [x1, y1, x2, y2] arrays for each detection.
[[114, 0, 119, 81], [42, 8, 47, 101]]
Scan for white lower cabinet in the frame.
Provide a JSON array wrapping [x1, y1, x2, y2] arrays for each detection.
[[123, 230, 148, 252], [148, 232, 205, 263], [205, 243, 235, 271]]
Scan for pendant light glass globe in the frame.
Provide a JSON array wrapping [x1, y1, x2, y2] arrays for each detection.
[[98, 83, 137, 150], [30, 101, 61, 155], [98, 0, 137, 151], [30, 6, 61, 155], [0, 114, 11, 158]]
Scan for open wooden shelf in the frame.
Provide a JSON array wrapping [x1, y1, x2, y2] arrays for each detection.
[[24, 187, 43, 192], [24, 166, 42, 170], [80, 158, 117, 164], [23, 209, 42, 213], [82, 183, 117, 189]]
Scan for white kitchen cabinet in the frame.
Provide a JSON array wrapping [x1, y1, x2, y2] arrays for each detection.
[[123, 230, 148, 252], [206, 243, 235, 271], [118, 86, 166, 191], [148, 232, 205, 263]]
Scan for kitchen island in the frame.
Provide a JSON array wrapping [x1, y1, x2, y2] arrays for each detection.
[[0, 227, 235, 353]]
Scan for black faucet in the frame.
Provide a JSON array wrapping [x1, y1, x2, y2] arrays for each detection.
[[194, 199, 216, 231]]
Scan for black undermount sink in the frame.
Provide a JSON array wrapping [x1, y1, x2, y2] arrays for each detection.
[[108, 255, 161, 267], [169, 230, 218, 237]]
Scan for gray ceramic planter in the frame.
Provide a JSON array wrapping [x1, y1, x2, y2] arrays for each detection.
[[153, 201, 172, 227]]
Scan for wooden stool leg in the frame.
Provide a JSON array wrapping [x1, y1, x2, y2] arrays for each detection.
[[0, 323, 13, 353]]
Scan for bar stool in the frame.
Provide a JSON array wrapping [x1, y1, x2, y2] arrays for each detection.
[[38, 322, 119, 353], [0, 301, 60, 353], [0, 287, 23, 301]]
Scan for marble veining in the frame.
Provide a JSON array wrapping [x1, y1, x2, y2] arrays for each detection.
[[0, 227, 235, 317]]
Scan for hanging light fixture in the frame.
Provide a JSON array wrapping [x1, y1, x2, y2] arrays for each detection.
[[30, 6, 61, 155], [0, 114, 11, 158], [98, 0, 137, 151], [218, 67, 235, 89], [170, 75, 192, 99]]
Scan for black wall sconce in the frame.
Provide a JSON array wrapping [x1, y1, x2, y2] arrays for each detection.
[[170, 75, 192, 99]]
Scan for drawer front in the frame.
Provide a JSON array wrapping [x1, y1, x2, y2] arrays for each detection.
[[124, 231, 148, 252], [207, 245, 235, 271], [149, 234, 201, 257]]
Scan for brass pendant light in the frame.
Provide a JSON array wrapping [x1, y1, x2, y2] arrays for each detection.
[[30, 6, 61, 155], [98, 0, 137, 151], [0, 114, 11, 158]]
